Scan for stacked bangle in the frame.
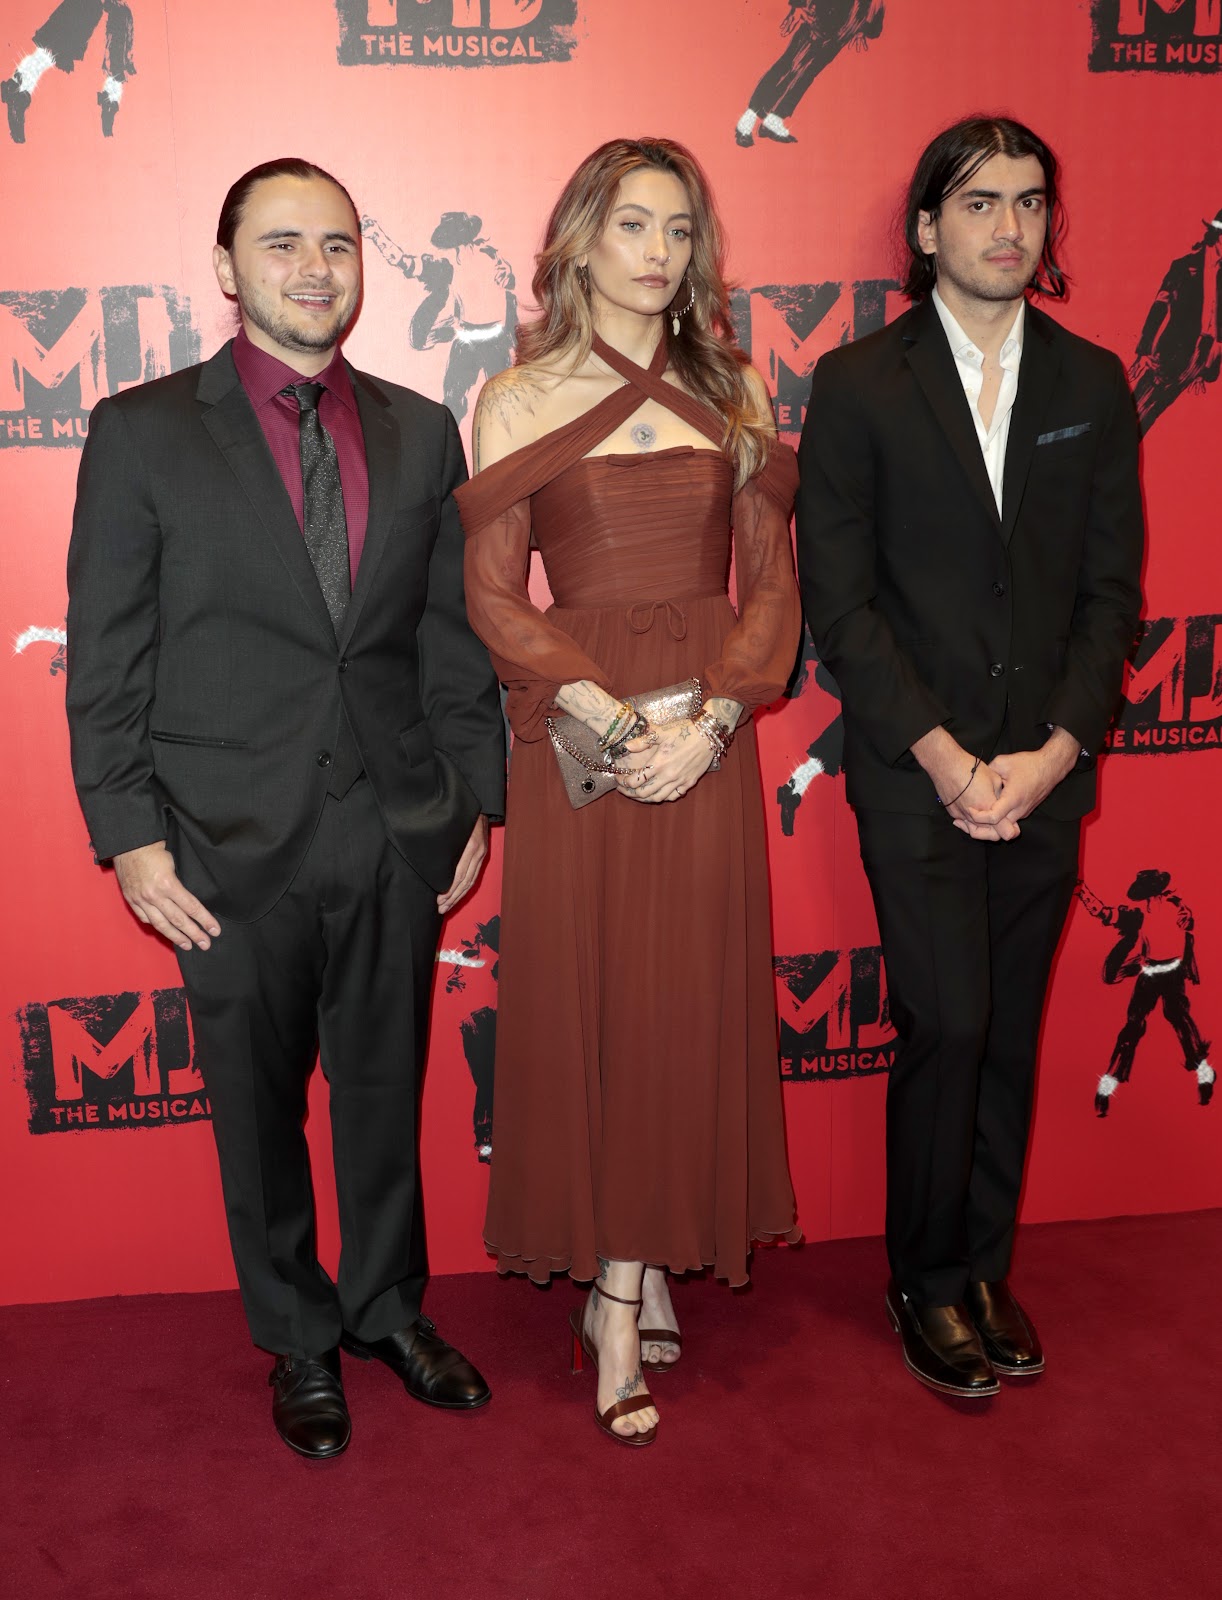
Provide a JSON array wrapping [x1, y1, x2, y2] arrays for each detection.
[[607, 706, 651, 762], [693, 709, 734, 770], [597, 702, 632, 753]]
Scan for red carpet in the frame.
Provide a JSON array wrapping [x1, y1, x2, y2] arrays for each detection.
[[2, 1211, 1216, 1600]]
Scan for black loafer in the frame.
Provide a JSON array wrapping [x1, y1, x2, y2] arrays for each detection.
[[341, 1316, 491, 1410], [269, 1348, 351, 1459], [965, 1279, 1045, 1376], [885, 1280, 999, 1397]]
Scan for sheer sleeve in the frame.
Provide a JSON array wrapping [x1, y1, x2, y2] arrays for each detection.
[[461, 495, 611, 741], [703, 441, 803, 712]]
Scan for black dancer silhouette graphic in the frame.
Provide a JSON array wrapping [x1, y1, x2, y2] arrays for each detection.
[[735, 0, 885, 148], [1129, 209, 1222, 435], [361, 211, 516, 424], [1076, 870, 1214, 1117], [775, 624, 844, 836], [3, 0, 134, 143], [443, 916, 499, 1163]]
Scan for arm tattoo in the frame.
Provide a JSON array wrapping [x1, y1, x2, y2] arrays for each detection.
[[705, 695, 743, 731]]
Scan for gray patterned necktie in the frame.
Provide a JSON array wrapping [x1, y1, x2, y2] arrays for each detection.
[[285, 382, 350, 635]]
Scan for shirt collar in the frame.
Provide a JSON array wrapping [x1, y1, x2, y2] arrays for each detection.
[[931, 287, 1025, 368], [231, 326, 358, 413]]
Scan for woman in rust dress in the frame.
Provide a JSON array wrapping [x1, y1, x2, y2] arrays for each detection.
[[455, 138, 801, 1446]]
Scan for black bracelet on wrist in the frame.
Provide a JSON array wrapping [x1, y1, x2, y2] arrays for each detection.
[[940, 755, 981, 808]]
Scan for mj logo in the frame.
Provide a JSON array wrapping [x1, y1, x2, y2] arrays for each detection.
[[18, 988, 211, 1133], [1090, 0, 1222, 71], [0, 286, 198, 448], [775, 946, 895, 1081], [335, 0, 580, 64]]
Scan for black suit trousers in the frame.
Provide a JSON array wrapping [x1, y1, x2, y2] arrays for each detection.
[[856, 807, 1081, 1306], [177, 778, 440, 1357]]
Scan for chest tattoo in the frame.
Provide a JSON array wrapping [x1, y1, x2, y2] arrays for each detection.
[[630, 422, 657, 450]]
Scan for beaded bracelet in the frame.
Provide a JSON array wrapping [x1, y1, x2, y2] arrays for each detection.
[[597, 701, 632, 753]]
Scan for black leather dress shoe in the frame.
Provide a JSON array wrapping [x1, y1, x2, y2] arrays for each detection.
[[269, 1348, 351, 1459], [965, 1279, 1044, 1376], [341, 1316, 491, 1410], [885, 1281, 999, 1397]]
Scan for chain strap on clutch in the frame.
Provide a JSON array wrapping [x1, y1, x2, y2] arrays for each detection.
[[546, 677, 704, 810]]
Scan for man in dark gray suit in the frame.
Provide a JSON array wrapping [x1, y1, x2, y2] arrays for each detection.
[[66, 159, 506, 1459], [797, 117, 1143, 1398]]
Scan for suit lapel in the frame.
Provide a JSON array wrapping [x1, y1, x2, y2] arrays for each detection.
[[902, 298, 1000, 530], [342, 368, 402, 649], [1000, 306, 1062, 544], [197, 345, 335, 644]]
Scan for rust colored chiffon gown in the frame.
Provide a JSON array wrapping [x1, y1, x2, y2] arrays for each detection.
[[455, 335, 801, 1286]]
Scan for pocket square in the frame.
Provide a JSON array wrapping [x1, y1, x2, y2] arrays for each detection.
[[1036, 423, 1091, 445]]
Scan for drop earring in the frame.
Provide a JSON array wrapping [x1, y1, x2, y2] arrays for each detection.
[[671, 276, 694, 337]]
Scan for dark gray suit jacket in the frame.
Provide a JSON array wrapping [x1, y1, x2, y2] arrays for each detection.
[[66, 340, 505, 919], [796, 297, 1144, 819]]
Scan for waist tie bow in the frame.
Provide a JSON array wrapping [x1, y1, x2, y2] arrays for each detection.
[[626, 598, 688, 641]]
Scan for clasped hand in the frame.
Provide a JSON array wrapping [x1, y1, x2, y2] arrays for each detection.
[[943, 742, 1078, 841], [614, 718, 714, 803]]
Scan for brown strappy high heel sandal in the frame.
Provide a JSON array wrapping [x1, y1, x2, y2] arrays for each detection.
[[639, 1326, 683, 1374], [568, 1287, 658, 1447]]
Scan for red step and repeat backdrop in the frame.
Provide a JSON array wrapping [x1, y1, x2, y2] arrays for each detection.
[[2, 0, 1218, 1306]]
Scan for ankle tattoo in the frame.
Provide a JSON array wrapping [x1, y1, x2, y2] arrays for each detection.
[[615, 1363, 643, 1403]]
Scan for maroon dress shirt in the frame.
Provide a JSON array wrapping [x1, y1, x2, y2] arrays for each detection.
[[231, 327, 370, 584]]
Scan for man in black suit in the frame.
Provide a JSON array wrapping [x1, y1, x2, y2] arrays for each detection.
[[797, 117, 1143, 1397], [66, 159, 506, 1457]]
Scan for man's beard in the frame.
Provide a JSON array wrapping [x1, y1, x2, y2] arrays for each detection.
[[233, 267, 356, 355], [942, 252, 1038, 303]]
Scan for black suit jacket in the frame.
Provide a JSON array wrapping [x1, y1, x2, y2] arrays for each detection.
[[795, 297, 1144, 819], [66, 341, 506, 919]]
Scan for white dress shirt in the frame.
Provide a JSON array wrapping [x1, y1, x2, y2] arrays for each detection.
[[931, 288, 1025, 516]]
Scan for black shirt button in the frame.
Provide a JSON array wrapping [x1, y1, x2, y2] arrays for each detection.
[[317, 751, 332, 767], [992, 582, 1006, 597], [990, 662, 1004, 678]]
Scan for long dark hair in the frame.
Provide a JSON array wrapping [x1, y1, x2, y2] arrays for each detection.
[[901, 115, 1067, 301], [216, 158, 357, 252], [516, 137, 771, 488]]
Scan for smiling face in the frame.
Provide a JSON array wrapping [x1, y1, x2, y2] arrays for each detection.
[[917, 152, 1048, 314], [581, 165, 694, 326], [212, 174, 361, 371]]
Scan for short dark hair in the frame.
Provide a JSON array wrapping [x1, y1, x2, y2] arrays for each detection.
[[216, 158, 357, 252], [901, 115, 1067, 302]]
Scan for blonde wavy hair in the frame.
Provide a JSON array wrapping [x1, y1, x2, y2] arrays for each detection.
[[515, 137, 771, 488]]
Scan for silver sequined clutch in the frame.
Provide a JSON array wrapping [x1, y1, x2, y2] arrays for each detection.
[[545, 677, 704, 810]]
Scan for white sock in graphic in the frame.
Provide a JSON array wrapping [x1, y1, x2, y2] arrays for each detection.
[[1096, 1074, 1119, 1098], [788, 755, 825, 797], [15, 47, 54, 93], [101, 76, 123, 104], [762, 113, 792, 136], [736, 109, 758, 136], [1197, 1060, 1215, 1087]]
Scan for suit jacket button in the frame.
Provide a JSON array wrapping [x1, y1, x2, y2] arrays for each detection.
[[338, 657, 349, 672], [989, 662, 1004, 678], [992, 582, 1005, 597], [317, 751, 332, 767]]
